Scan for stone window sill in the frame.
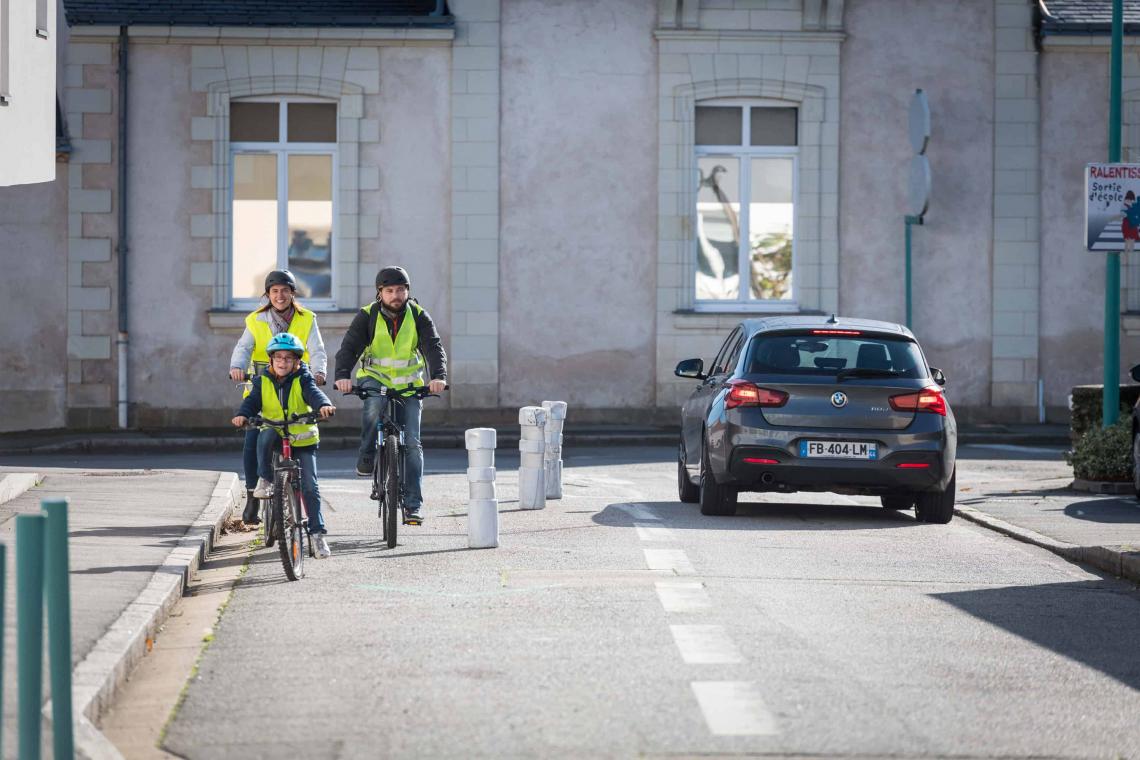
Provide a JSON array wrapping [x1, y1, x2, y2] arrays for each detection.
[[671, 308, 824, 331], [207, 309, 359, 333]]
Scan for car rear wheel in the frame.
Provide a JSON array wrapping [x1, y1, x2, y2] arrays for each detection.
[[915, 469, 955, 524], [1132, 432, 1140, 503], [699, 443, 737, 516], [880, 495, 915, 510], [678, 441, 699, 503]]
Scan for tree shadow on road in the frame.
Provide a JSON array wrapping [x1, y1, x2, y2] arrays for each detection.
[[593, 500, 919, 530], [1063, 497, 1140, 524], [932, 580, 1140, 692]]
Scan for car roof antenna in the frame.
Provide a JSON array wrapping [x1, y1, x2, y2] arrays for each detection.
[[827, 313, 839, 324]]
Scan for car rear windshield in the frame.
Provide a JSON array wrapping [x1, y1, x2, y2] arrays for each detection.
[[744, 332, 928, 379]]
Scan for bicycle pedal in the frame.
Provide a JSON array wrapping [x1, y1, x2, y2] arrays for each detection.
[[403, 516, 422, 525]]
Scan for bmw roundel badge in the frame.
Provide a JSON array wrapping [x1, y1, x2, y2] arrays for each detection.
[[830, 391, 848, 408]]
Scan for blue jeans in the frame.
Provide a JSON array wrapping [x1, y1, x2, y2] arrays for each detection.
[[357, 377, 424, 509], [256, 429, 326, 534], [242, 427, 259, 490]]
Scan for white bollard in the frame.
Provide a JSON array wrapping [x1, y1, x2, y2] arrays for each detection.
[[518, 406, 547, 510], [465, 428, 498, 548], [542, 400, 567, 499]]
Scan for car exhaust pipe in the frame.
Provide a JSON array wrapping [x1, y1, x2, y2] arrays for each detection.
[[760, 472, 776, 486]]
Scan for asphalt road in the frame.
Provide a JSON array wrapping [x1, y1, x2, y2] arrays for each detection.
[[15, 445, 1140, 758]]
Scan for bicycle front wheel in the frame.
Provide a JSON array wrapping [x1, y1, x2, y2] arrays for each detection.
[[383, 434, 400, 549], [276, 474, 304, 581]]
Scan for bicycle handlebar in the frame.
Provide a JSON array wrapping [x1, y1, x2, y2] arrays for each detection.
[[245, 411, 328, 429], [343, 383, 448, 400]]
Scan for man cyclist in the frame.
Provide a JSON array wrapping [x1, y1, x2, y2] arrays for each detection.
[[229, 269, 327, 525], [334, 266, 447, 525]]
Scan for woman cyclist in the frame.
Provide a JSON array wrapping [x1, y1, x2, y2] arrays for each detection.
[[229, 269, 327, 524]]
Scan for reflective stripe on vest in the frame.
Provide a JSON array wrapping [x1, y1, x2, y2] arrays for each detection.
[[259, 375, 319, 447], [356, 302, 426, 388], [244, 307, 314, 398]]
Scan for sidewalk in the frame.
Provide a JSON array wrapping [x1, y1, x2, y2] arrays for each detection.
[[0, 422, 1073, 455], [0, 466, 240, 759]]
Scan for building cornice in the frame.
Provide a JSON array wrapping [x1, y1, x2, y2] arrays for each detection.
[[67, 25, 455, 43], [653, 29, 846, 43]]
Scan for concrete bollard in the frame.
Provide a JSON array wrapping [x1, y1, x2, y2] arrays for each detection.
[[465, 428, 499, 548], [518, 406, 547, 510], [542, 400, 567, 499]]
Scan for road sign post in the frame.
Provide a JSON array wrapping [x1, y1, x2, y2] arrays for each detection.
[[1105, 0, 1123, 427], [906, 89, 931, 329]]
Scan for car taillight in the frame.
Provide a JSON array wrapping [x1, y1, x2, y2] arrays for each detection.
[[725, 380, 788, 409], [889, 387, 947, 416]]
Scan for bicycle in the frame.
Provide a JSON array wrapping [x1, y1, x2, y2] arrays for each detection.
[[343, 383, 445, 549], [245, 411, 326, 581]]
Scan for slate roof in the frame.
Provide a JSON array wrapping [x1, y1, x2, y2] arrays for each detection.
[[64, 0, 452, 27], [1039, 0, 1140, 34]]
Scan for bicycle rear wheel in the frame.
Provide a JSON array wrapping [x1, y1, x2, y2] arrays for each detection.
[[383, 434, 400, 549]]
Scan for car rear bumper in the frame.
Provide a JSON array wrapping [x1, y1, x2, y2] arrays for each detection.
[[720, 422, 955, 495]]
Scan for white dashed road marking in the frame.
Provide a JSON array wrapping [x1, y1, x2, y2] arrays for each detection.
[[635, 523, 676, 542], [655, 580, 711, 612], [691, 682, 779, 736], [670, 625, 743, 664], [643, 548, 694, 575], [620, 503, 660, 521]]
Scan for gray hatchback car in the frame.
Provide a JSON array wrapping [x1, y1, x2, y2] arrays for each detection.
[[676, 315, 957, 522]]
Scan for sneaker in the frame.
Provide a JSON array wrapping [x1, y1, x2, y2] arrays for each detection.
[[241, 489, 260, 524], [355, 455, 374, 477], [313, 533, 331, 559], [404, 506, 423, 525], [252, 477, 273, 499]]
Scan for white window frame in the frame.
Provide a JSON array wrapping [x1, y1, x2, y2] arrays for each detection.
[[693, 99, 799, 312], [229, 96, 338, 311]]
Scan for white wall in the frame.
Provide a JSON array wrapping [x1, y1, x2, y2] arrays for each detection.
[[0, 0, 56, 185]]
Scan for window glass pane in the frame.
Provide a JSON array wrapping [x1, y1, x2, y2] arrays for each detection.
[[749, 157, 794, 301], [696, 157, 740, 301], [230, 102, 279, 142], [750, 107, 797, 146], [233, 154, 279, 299], [287, 154, 333, 299], [746, 334, 927, 379], [287, 103, 337, 143], [696, 106, 742, 146]]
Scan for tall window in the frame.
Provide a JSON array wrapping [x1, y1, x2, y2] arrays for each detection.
[[230, 97, 337, 307], [695, 102, 798, 308]]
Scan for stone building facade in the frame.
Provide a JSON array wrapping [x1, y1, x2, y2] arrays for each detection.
[[0, 0, 1135, 433]]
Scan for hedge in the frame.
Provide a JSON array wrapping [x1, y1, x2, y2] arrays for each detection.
[[1065, 417, 1133, 482], [1069, 384, 1140, 441]]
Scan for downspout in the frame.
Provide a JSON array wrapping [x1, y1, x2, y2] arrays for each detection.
[[116, 25, 129, 428]]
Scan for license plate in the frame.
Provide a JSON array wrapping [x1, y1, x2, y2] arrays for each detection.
[[799, 440, 878, 460]]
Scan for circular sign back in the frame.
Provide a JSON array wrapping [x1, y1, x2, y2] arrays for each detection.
[[909, 89, 930, 155], [908, 154, 931, 218]]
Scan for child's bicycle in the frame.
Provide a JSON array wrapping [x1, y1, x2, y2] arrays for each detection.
[[245, 412, 325, 581], [343, 383, 445, 549]]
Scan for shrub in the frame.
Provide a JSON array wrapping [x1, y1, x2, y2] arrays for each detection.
[[1070, 384, 1140, 441], [1065, 417, 1133, 482]]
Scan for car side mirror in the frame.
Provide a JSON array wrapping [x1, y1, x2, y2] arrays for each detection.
[[675, 358, 706, 380], [1131, 364, 1140, 383], [930, 367, 946, 386]]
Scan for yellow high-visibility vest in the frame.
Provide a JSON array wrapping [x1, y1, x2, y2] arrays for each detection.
[[356, 302, 426, 388], [242, 306, 314, 397], [258, 374, 319, 447]]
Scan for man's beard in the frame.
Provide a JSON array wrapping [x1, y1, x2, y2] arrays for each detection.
[[381, 296, 407, 311]]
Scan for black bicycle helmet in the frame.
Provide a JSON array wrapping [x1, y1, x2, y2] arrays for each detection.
[[264, 269, 297, 292], [376, 266, 410, 289]]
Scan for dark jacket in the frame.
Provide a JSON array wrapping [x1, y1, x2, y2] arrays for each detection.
[[334, 299, 448, 382], [237, 362, 332, 419]]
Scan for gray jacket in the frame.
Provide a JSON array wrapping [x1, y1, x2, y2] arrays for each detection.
[[229, 309, 328, 377]]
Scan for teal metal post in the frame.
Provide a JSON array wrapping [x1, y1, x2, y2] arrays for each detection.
[[0, 543, 6, 759], [16, 514, 47, 760], [43, 500, 74, 760], [905, 215, 923, 329], [1105, 0, 1123, 426]]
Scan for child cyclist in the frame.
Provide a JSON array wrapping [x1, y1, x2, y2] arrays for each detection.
[[232, 333, 337, 559]]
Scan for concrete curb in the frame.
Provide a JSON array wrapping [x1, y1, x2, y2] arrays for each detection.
[[955, 504, 1140, 586], [0, 471, 41, 504], [1071, 478, 1134, 495], [46, 471, 243, 760]]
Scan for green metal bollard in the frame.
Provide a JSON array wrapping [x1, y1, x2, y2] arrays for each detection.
[[17, 514, 47, 760], [43, 500, 75, 760], [0, 543, 6, 759]]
